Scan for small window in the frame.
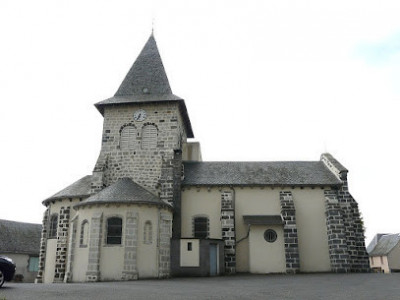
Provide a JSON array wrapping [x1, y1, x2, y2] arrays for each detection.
[[80, 220, 89, 247], [193, 217, 208, 239], [187, 242, 192, 251], [142, 124, 157, 149], [380, 256, 384, 264], [143, 221, 152, 244], [48, 214, 58, 238], [264, 229, 277, 243], [28, 256, 39, 272], [120, 125, 138, 150], [107, 217, 123, 245]]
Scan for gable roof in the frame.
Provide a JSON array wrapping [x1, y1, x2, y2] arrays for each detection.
[[182, 161, 342, 186], [43, 175, 92, 205], [368, 234, 400, 256], [0, 219, 42, 255], [94, 34, 194, 138], [74, 177, 170, 209]]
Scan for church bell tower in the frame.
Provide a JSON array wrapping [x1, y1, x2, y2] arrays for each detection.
[[90, 34, 194, 210]]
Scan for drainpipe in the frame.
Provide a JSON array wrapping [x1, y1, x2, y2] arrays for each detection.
[[236, 224, 251, 244]]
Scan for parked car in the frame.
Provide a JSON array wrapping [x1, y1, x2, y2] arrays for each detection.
[[0, 256, 16, 288]]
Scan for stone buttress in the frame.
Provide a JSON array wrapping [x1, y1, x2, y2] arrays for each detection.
[[321, 154, 370, 272]]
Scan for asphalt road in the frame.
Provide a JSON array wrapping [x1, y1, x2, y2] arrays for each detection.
[[1, 273, 399, 300]]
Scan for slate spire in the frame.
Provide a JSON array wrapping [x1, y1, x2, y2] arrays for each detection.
[[115, 34, 173, 97]]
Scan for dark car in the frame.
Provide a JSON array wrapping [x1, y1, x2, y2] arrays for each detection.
[[0, 256, 16, 288]]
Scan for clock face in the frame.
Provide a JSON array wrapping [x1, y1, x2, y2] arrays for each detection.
[[133, 109, 147, 121]]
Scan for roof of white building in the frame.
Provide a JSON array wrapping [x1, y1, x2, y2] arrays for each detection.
[[0, 219, 42, 255], [368, 234, 400, 256]]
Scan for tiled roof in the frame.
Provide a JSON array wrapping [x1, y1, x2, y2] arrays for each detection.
[[74, 177, 170, 209], [368, 234, 400, 256], [43, 175, 92, 204], [182, 161, 342, 186], [0, 220, 42, 255], [94, 34, 194, 138]]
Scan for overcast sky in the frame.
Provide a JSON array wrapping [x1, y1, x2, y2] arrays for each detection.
[[1, 0, 399, 244]]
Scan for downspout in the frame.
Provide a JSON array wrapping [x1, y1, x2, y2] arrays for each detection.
[[236, 224, 251, 244]]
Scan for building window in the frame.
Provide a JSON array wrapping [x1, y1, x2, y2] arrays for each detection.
[[106, 217, 123, 245], [193, 216, 209, 239], [142, 124, 157, 149], [187, 242, 192, 251], [48, 214, 58, 238], [264, 229, 277, 243], [80, 220, 89, 247], [380, 256, 384, 264], [143, 221, 152, 244], [120, 125, 137, 150], [28, 256, 39, 272]]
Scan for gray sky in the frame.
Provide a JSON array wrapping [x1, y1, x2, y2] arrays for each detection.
[[1, 0, 399, 244]]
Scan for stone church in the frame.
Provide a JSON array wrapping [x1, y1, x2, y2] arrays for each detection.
[[36, 34, 370, 283]]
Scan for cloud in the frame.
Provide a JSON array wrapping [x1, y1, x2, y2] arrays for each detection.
[[355, 32, 400, 64]]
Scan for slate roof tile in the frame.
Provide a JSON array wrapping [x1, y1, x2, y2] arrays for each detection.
[[0, 220, 42, 255], [368, 234, 400, 256], [182, 161, 342, 186]]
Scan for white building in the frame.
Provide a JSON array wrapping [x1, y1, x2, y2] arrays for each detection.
[[36, 34, 370, 283]]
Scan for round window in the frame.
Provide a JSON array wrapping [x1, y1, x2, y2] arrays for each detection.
[[264, 229, 277, 243]]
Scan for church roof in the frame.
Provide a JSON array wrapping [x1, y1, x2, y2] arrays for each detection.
[[43, 175, 92, 205], [368, 234, 400, 256], [95, 34, 194, 138], [0, 219, 42, 255], [182, 161, 342, 187], [74, 177, 170, 209]]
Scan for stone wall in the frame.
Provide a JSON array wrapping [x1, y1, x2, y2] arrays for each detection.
[[35, 208, 49, 283], [321, 153, 370, 272], [324, 190, 350, 272], [91, 103, 187, 194], [220, 190, 236, 274], [280, 191, 300, 274], [53, 206, 71, 282], [158, 211, 172, 278], [86, 212, 103, 281], [122, 211, 138, 280]]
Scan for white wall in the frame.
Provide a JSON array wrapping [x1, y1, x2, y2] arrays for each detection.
[[249, 225, 285, 273]]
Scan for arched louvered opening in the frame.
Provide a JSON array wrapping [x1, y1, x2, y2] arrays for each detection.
[[80, 220, 89, 247], [143, 221, 153, 244], [142, 124, 157, 149], [120, 125, 138, 150], [48, 214, 58, 239]]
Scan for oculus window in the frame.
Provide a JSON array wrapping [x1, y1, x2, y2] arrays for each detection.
[[264, 229, 277, 243]]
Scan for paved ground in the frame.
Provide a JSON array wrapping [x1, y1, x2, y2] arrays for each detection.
[[1, 273, 399, 300]]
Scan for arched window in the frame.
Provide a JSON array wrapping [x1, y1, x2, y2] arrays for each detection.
[[120, 125, 137, 150], [142, 124, 157, 149], [143, 221, 152, 244], [106, 217, 123, 245], [193, 216, 209, 239], [48, 214, 58, 239], [80, 220, 89, 247]]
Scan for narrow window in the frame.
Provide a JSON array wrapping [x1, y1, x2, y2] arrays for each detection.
[[80, 220, 89, 247], [187, 242, 192, 251], [142, 124, 157, 149], [48, 214, 58, 238], [143, 221, 152, 244], [193, 217, 208, 239], [107, 217, 122, 245], [28, 257, 39, 272], [120, 125, 137, 150]]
